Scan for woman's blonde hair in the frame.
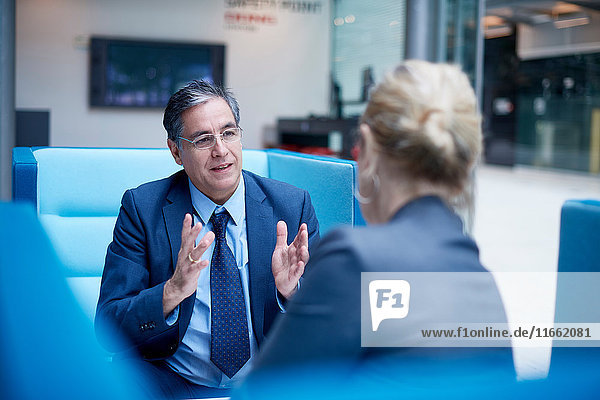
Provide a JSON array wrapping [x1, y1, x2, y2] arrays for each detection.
[[361, 60, 482, 195]]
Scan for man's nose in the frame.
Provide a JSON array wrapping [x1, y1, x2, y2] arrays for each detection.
[[211, 134, 228, 156]]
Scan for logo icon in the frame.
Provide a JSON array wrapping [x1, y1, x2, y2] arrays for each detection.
[[369, 280, 411, 331]]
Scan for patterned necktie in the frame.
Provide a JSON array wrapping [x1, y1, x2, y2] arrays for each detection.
[[209, 211, 250, 378]]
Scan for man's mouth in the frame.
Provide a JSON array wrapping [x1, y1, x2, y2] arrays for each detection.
[[211, 163, 232, 172]]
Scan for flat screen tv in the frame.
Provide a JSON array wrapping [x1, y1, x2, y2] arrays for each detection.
[[89, 37, 225, 108]]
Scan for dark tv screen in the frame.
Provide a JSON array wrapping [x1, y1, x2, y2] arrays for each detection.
[[89, 37, 225, 108]]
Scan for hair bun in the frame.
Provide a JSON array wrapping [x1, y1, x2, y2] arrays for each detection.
[[361, 60, 482, 192], [420, 109, 455, 158]]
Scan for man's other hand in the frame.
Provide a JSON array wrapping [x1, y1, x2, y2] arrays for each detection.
[[271, 221, 309, 299], [163, 213, 215, 318]]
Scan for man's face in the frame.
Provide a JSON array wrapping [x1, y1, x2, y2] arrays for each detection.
[[167, 98, 242, 205]]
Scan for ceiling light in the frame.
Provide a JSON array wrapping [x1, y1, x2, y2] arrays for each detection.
[[485, 25, 513, 39], [552, 3, 581, 14], [483, 15, 512, 38], [483, 15, 505, 26], [553, 13, 590, 29]]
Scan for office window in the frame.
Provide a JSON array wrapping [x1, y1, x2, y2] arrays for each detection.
[[445, 0, 480, 87], [331, 0, 406, 118]]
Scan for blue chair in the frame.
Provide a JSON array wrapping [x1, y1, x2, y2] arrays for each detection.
[[0, 202, 151, 399], [12, 147, 364, 320], [554, 199, 600, 323], [552, 199, 600, 383], [556, 199, 600, 274]]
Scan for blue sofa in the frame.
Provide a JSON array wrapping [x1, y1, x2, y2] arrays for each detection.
[[12, 147, 364, 320]]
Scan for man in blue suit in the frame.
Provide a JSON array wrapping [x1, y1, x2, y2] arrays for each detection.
[[95, 80, 320, 399]]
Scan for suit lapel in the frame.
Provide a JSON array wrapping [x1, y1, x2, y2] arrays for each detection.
[[162, 171, 196, 338], [243, 171, 274, 343]]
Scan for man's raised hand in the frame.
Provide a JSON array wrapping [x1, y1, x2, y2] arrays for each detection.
[[163, 213, 215, 317], [271, 221, 309, 299]]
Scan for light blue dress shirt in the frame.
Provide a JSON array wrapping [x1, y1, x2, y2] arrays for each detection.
[[165, 175, 258, 388]]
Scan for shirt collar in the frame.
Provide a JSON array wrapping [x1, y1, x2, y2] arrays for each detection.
[[188, 174, 245, 226]]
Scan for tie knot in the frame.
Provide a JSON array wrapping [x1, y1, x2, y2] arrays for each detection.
[[210, 211, 229, 239]]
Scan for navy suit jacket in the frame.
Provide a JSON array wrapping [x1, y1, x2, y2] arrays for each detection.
[[95, 169, 319, 360], [239, 196, 513, 395]]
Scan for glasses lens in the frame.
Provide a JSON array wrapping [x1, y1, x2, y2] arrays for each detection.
[[193, 135, 215, 149], [222, 128, 241, 143], [189, 128, 241, 149]]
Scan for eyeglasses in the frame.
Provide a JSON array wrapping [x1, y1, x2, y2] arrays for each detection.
[[178, 127, 243, 150]]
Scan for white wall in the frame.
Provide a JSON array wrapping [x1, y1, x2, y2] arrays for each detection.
[[16, 0, 330, 149]]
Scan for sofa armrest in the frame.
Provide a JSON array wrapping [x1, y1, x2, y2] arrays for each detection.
[[12, 147, 38, 207], [266, 149, 365, 234]]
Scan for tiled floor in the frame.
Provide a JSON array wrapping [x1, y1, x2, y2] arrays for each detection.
[[472, 164, 600, 379]]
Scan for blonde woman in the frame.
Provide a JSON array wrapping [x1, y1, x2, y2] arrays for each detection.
[[237, 61, 514, 396]]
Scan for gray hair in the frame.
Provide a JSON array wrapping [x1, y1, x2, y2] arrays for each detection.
[[163, 80, 240, 146]]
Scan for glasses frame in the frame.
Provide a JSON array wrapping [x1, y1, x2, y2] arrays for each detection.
[[178, 127, 243, 150]]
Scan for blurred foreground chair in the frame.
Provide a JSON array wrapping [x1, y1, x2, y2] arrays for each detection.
[[0, 202, 151, 399], [551, 199, 600, 386], [232, 354, 600, 400], [12, 147, 364, 320]]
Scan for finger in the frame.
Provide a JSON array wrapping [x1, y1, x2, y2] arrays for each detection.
[[180, 214, 202, 252], [275, 220, 288, 249], [300, 224, 309, 247], [190, 231, 215, 262], [291, 260, 305, 281], [271, 248, 282, 275], [288, 246, 298, 269], [296, 260, 306, 277], [183, 226, 203, 263], [291, 223, 307, 248], [299, 245, 309, 264], [178, 214, 195, 261], [272, 246, 288, 275], [180, 213, 192, 244], [191, 259, 210, 272]]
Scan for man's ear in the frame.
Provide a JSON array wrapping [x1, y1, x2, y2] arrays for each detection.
[[167, 139, 183, 166]]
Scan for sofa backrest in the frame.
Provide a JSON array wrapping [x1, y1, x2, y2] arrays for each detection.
[[13, 147, 364, 319]]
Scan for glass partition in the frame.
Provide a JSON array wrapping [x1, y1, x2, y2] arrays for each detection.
[[331, 0, 406, 118], [331, 0, 482, 118]]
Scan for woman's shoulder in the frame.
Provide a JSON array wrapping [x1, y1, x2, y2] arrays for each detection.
[[308, 223, 394, 273], [313, 224, 377, 256], [312, 202, 484, 274]]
